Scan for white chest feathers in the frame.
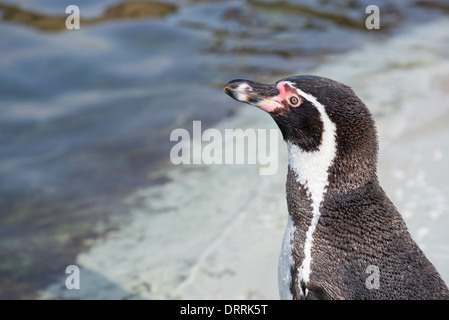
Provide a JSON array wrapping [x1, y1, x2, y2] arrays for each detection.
[[278, 88, 337, 299]]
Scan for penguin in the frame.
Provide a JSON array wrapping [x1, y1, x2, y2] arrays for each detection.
[[223, 75, 449, 300]]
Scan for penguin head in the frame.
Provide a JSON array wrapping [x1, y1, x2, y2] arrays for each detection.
[[224, 75, 379, 191]]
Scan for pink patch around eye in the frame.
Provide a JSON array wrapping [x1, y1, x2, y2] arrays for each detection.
[[276, 82, 301, 107], [276, 81, 293, 96]]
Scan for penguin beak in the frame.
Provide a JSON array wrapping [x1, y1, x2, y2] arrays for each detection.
[[223, 79, 283, 113]]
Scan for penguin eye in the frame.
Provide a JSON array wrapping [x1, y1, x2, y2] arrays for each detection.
[[289, 96, 300, 106]]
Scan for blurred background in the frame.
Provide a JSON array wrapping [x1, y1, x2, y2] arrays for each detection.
[[1, 0, 448, 299]]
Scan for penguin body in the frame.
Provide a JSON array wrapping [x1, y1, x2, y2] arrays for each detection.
[[224, 75, 449, 300]]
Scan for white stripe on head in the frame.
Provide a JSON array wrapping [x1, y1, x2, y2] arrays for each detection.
[[284, 82, 337, 298]]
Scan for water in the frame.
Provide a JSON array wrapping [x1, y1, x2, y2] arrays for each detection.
[[0, 0, 448, 299]]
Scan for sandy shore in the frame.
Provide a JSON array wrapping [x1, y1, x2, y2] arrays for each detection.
[[39, 17, 449, 300]]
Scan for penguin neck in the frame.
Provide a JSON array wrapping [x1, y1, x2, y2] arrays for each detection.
[[287, 137, 379, 205], [287, 142, 334, 213], [286, 106, 337, 213]]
